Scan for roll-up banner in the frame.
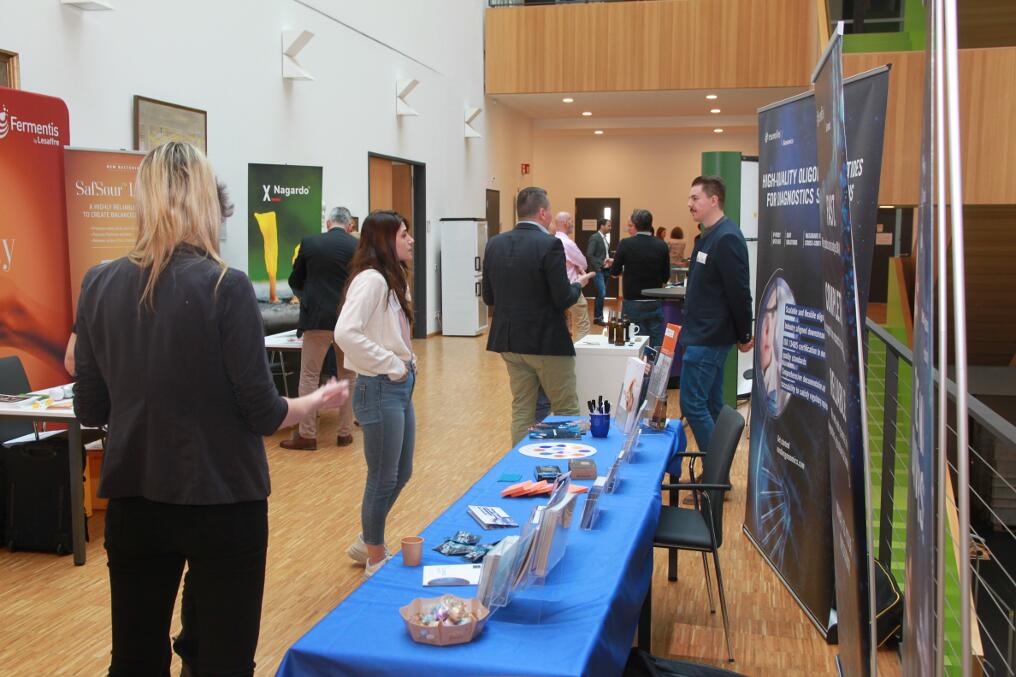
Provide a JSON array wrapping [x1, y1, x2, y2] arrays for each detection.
[[63, 148, 144, 313], [814, 28, 877, 676], [743, 64, 889, 639], [247, 163, 322, 304], [0, 87, 72, 388]]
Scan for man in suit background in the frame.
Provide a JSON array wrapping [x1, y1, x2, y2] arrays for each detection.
[[282, 206, 359, 450], [681, 176, 753, 453], [585, 218, 611, 326], [605, 208, 671, 348], [483, 187, 595, 444]]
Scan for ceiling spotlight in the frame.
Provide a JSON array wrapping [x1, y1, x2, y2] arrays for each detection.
[[562, 97, 574, 103], [594, 130, 604, 135], [706, 94, 718, 100], [710, 108, 721, 114], [581, 111, 592, 117], [713, 128, 724, 133]]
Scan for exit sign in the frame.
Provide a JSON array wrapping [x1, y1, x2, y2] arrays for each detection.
[[520, 163, 530, 174]]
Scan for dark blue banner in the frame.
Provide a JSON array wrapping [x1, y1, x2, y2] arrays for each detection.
[[903, 2, 938, 672], [814, 31, 876, 676], [745, 68, 888, 635]]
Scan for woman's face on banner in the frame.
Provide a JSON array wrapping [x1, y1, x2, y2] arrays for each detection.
[[760, 293, 778, 370]]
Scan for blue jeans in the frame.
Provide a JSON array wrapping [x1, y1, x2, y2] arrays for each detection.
[[679, 345, 731, 452], [593, 271, 607, 321], [622, 299, 664, 349], [353, 369, 416, 546]]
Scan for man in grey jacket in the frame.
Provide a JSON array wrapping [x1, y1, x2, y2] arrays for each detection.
[[585, 218, 611, 325]]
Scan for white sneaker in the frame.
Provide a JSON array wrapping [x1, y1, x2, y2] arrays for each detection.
[[346, 534, 390, 565], [364, 554, 392, 578], [346, 534, 368, 564]]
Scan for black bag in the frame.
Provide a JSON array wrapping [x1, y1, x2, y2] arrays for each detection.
[[825, 558, 904, 647], [623, 648, 747, 677], [2, 438, 88, 554], [874, 559, 903, 647]]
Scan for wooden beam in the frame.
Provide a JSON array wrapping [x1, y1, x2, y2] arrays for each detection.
[[485, 0, 817, 94]]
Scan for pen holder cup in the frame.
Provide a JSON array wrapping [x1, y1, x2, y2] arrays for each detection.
[[589, 413, 610, 438]]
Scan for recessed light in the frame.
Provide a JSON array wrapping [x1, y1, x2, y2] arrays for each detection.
[[706, 94, 718, 100], [581, 111, 592, 117], [710, 108, 721, 114], [562, 97, 574, 103], [594, 130, 604, 135], [713, 128, 724, 133]]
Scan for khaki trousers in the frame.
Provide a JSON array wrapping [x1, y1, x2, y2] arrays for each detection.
[[568, 296, 590, 341], [297, 329, 354, 440], [501, 352, 580, 445]]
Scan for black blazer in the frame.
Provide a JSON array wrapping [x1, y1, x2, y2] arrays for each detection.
[[682, 217, 753, 347], [482, 222, 581, 356], [288, 228, 358, 331], [74, 247, 288, 504]]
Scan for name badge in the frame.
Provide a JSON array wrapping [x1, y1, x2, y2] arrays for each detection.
[[696, 251, 708, 265]]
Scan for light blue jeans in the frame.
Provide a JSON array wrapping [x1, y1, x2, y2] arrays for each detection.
[[353, 369, 416, 546], [679, 345, 731, 453]]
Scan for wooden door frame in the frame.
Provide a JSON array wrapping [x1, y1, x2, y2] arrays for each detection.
[[367, 152, 428, 339]]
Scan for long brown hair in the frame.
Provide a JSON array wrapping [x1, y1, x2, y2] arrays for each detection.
[[130, 142, 226, 306], [344, 210, 413, 324]]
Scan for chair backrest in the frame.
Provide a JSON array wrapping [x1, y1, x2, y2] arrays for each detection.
[[0, 355, 36, 443], [699, 405, 745, 548]]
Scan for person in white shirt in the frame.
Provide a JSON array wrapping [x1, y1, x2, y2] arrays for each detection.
[[550, 211, 591, 340], [334, 210, 416, 577]]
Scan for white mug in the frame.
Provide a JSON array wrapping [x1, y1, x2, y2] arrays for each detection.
[[628, 323, 641, 337]]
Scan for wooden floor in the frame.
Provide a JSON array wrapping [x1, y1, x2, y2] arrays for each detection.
[[0, 330, 902, 676]]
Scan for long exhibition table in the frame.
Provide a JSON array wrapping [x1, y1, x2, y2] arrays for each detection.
[[277, 419, 683, 677]]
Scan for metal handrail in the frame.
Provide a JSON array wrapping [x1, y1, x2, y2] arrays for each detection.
[[865, 319, 1016, 446]]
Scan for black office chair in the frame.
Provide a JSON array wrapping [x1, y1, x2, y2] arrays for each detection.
[[0, 356, 37, 443], [653, 406, 745, 664]]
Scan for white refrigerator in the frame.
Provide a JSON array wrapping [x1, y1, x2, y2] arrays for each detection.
[[440, 218, 488, 336]]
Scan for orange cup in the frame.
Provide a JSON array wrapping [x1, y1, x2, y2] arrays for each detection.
[[401, 536, 424, 566]]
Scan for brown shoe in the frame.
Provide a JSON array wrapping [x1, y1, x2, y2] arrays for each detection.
[[336, 434, 354, 447], [280, 434, 317, 451]]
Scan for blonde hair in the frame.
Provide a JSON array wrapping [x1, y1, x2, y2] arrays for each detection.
[[130, 142, 226, 306]]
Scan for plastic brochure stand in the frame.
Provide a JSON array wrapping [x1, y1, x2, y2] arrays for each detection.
[[603, 454, 623, 494], [476, 473, 576, 624], [580, 476, 606, 530], [619, 422, 642, 464]]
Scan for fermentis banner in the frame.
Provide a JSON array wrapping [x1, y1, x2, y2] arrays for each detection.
[[0, 87, 72, 388], [247, 163, 322, 303], [744, 67, 888, 635], [814, 31, 876, 676], [64, 148, 144, 314]]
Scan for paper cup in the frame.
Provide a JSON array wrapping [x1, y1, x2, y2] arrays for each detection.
[[401, 536, 424, 566]]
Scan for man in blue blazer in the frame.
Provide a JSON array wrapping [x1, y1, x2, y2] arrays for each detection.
[[483, 187, 595, 444], [680, 176, 754, 453]]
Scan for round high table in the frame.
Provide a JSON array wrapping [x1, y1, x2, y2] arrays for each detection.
[[642, 285, 685, 388]]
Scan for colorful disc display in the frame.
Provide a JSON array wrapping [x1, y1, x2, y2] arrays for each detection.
[[518, 442, 597, 459]]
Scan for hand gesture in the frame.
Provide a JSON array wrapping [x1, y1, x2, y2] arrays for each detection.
[[577, 271, 596, 287], [316, 378, 350, 409]]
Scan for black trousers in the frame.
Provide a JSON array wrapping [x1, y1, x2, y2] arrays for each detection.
[[104, 497, 268, 677]]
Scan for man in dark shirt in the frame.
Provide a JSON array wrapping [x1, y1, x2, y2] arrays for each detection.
[[680, 176, 753, 453], [606, 208, 671, 348], [283, 206, 358, 450]]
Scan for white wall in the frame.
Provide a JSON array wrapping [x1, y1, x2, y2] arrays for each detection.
[[482, 97, 534, 232], [531, 130, 759, 244], [0, 0, 494, 333]]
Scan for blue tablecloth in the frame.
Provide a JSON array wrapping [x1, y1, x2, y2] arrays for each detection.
[[277, 420, 684, 677]]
